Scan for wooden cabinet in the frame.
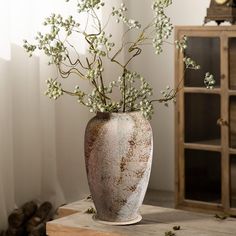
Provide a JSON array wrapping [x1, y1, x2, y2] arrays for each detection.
[[175, 26, 236, 216]]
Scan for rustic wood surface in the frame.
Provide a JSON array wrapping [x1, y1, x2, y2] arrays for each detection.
[[47, 200, 236, 236], [221, 33, 230, 213]]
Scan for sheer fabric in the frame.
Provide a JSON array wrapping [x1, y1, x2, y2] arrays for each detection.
[[0, 0, 95, 229], [0, 0, 125, 229]]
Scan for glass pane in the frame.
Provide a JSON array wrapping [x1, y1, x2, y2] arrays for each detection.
[[230, 97, 236, 148], [185, 149, 221, 203], [229, 38, 236, 90], [185, 93, 221, 145], [231, 155, 236, 208], [184, 37, 220, 88]]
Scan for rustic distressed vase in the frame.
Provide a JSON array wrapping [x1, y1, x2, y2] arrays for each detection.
[[84, 111, 153, 225]]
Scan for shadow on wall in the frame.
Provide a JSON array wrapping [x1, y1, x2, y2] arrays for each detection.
[[0, 43, 91, 229]]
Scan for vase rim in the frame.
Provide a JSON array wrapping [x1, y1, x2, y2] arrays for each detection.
[[96, 111, 142, 118], [97, 111, 141, 114]]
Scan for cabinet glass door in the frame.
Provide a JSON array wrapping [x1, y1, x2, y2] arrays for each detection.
[[185, 93, 221, 145], [184, 37, 220, 88], [230, 97, 236, 148], [185, 149, 221, 203], [229, 38, 236, 90], [231, 155, 236, 208]]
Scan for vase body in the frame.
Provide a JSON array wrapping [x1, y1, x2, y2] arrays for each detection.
[[84, 112, 153, 225]]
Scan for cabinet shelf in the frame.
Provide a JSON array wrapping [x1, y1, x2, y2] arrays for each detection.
[[229, 90, 236, 96], [188, 138, 221, 146], [175, 26, 236, 216], [184, 139, 221, 152], [184, 195, 221, 204], [181, 199, 223, 210], [229, 148, 236, 155], [184, 87, 221, 94]]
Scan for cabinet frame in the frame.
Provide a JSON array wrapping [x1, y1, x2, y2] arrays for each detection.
[[175, 26, 236, 216]]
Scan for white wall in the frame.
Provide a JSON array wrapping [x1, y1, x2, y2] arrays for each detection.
[[126, 0, 210, 191], [54, 0, 211, 198]]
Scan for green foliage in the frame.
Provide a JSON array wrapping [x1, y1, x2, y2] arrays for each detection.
[[183, 57, 201, 70], [204, 72, 215, 89], [165, 231, 176, 236], [23, 0, 214, 120], [85, 206, 96, 214], [112, 3, 141, 29], [152, 0, 173, 54], [175, 35, 187, 52], [173, 225, 181, 231]]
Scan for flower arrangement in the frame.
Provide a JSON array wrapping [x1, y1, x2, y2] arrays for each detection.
[[23, 0, 214, 119]]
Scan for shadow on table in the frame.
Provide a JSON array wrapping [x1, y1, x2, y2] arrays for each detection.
[[139, 209, 211, 225]]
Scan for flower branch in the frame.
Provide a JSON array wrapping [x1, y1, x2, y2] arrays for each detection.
[[23, 0, 215, 120]]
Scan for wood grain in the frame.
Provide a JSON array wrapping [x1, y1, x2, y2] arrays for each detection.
[[47, 202, 236, 236]]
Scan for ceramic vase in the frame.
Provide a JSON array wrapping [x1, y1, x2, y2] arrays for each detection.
[[84, 112, 153, 225]]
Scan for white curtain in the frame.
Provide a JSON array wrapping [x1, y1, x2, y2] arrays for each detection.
[[0, 0, 93, 229], [0, 0, 124, 230]]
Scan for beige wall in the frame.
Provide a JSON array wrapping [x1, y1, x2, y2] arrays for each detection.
[[126, 0, 210, 191]]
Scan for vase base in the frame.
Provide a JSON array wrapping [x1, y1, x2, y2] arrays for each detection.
[[92, 214, 142, 226]]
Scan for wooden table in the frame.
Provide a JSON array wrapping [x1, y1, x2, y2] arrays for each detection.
[[47, 199, 236, 236]]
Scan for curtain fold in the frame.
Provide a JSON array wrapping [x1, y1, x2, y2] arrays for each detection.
[[0, 59, 15, 228], [0, 0, 123, 230], [0, 0, 73, 229], [0, 44, 68, 229]]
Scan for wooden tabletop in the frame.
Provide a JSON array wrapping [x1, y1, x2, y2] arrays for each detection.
[[47, 199, 236, 236]]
